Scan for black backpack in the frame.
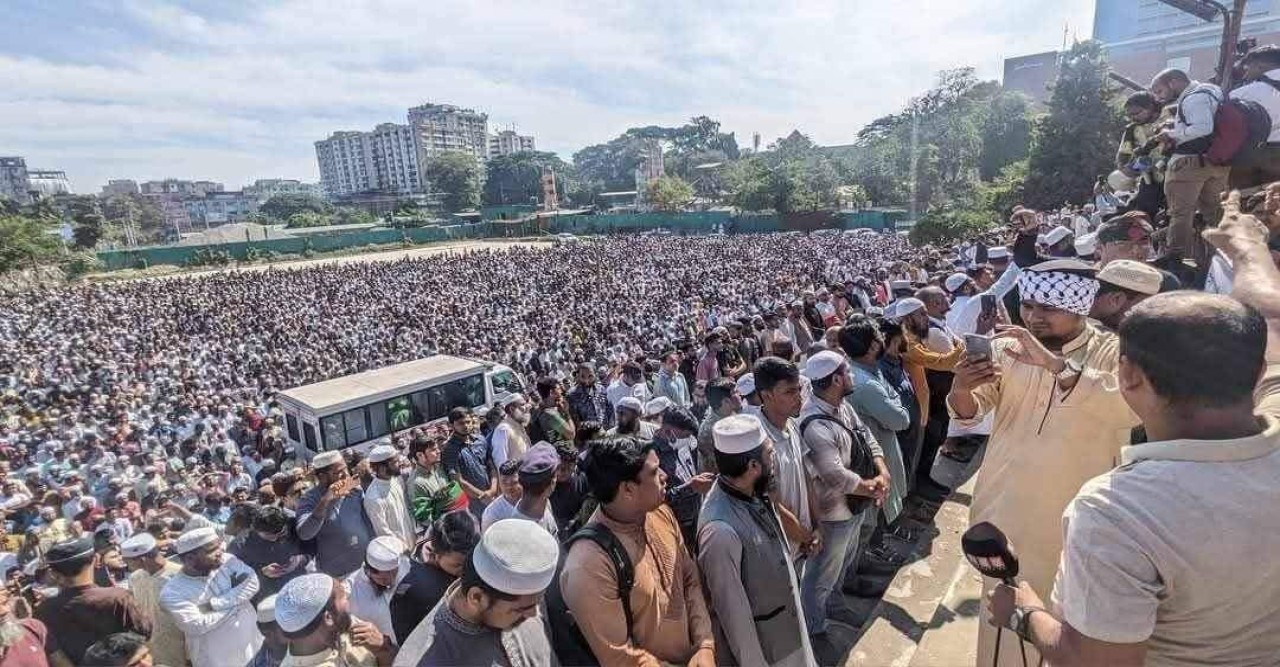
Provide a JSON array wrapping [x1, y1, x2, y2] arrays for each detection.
[[545, 523, 635, 666], [799, 412, 879, 513]]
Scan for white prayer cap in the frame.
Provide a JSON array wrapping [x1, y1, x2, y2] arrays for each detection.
[[895, 298, 925, 317], [1044, 226, 1072, 246], [472, 519, 560, 596], [987, 247, 1009, 261], [120, 532, 157, 558], [275, 573, 334, 633], [643, 397, 672, 418], [713, 414, 767, 455], [367, 444, 397, 464], [735, 373, 756, 396], [802, 351, 845, 381], [174, 526, 219, 555], [366, 536, 404, 571], [617, 396, 643, 414], [257, 594, 278, 624], [311, 451, 342, 469], [944, 272, 969, 293], [889, 280, 913, 291], [500, 393, 526, 408], [1075, 232, 1098, 257], [1036, 233, 1047, 245]]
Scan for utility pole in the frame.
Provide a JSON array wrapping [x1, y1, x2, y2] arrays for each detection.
[[908, 111, 919, 222]]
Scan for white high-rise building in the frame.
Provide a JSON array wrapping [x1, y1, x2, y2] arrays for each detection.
[[487, 130, 536, 158], [315, 124, 421, 198], [408, 103, 489, 163]]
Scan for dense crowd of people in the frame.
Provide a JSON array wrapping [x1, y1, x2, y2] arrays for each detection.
[[0, 54, 1279, 667]]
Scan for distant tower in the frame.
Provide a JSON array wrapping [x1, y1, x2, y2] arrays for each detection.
[[752, 132, 761, 153], [541, 166, 558, 211]]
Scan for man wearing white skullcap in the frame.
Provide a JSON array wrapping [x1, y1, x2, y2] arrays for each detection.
[[343, 536, 410, 644], [121, 532, 188, 667], [735, 373, 761, 415], [296, 451, 375, 578], [251, 594, 289, 667], [698, 414, 815, 667], [606, 395, 655, 439], [276, 573, 396, 667], [489, 393, 532, 470], [160, 527, 264, 667], [363, 445, 416, 552], [395, 519, 559, 667], [948, 259, 1139, 667]]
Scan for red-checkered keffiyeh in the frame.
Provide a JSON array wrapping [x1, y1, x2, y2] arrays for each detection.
[[1018, 270, 1099, 316]]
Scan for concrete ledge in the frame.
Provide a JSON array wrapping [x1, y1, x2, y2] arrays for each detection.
[[843, 480, 977, 667]]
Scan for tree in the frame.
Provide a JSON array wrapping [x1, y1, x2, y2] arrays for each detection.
[[724, 156, 774, 212], [980, 92, 1033, 180], [0, 215, 60, 273], [1022, 40, 1126, 209], [286, 211, 330, 228], [64, 196, 105, 250], [909, 203, 994, 245], [260, 193, 332, 221], [425, 151, 482, 213], [646, 176, 694, 211], [483, 151, 573, 206]]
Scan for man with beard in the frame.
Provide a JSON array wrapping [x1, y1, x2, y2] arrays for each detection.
[[566, 364, 614, 431], [0, 576, 48, 667], [363, 446, 416, 552], [120, 533, 188, 667], [344, 537, 410, 643], [796, 350, 886, 645], [897, 297, 965, 503], [295, 451, 375, 578], [394, 520, 559, 666], [35, 537, 152, 666], [607, 397, 655, 439], [159, 527, 262, 667], [275, 573, 395, 667], [488, 394, 532, 469], [947, 260, 1140, 667], [698, 414, 814, 667]]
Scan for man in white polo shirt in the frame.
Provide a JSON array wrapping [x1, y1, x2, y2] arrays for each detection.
[[987, 198, 1280, 665]]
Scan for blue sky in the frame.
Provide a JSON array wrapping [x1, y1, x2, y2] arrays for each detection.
[[0, 0, 1094, 192]]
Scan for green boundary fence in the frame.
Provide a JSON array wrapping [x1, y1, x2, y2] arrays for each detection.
[[96, 210, 904, 272]]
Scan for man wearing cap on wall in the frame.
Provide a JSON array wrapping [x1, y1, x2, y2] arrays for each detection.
[[296, 451, 375, 578], [1090, 260, 1163, 332], [121, 532, 188, 667], [480, 442, 558, 537], [363, 445, 416, 553], [606, 396, 654, 439], [395, 519, 559, 667], [159, 527, 262, 667], [488, 394, 531, 469], [250, 595, 288, 667], [563, 438, 715, 667], [947, 259, 1140, 667], [276, 573, 395, 667], [344, 536, 410, 644], [699, 414, 814, 667], [36, 536, 153, 666]]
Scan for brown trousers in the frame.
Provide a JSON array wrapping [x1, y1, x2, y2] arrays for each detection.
[[1163, 155, 1229, 262]]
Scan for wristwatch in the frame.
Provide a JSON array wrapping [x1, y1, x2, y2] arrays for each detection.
[[1008, 605, 1045, 642], [1054, 357, 1083, 382]]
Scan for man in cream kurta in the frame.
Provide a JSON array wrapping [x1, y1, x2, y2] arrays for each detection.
[[947, 262, 1139, 667]]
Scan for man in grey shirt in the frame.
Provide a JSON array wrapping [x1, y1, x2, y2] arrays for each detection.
[[295, 450, 375, 577]]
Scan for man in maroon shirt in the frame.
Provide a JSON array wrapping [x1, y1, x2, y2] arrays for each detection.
[[34, 537, 152, 666]]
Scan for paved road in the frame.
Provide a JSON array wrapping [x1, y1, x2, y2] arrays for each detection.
[[90, 239, 551, 282]]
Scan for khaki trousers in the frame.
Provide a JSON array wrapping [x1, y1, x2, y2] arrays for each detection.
[[1163, 155, 1229, 259]]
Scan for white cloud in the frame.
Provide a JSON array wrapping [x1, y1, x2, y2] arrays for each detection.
[[0, 0, 1093, 192]]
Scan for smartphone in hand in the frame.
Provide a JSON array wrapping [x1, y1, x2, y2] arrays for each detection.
[[964, 333, 993, 362]]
